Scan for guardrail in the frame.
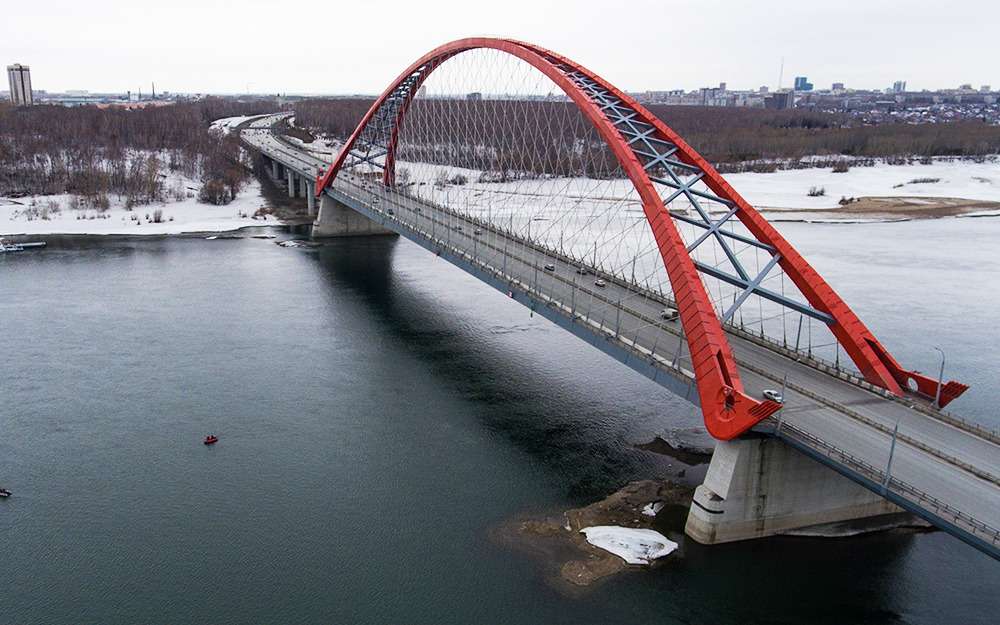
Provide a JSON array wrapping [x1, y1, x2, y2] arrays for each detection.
[[328, 182, 698, 385], [329, 178, 1000, 555], [744, 356, 1000, 486], [252, 129, 996, 446], [327, 178, 998, 445], [775, 420, 1000, 547]]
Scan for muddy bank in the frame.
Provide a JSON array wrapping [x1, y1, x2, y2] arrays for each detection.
[[764, 195, 1000, 222], [634, 436, 711, 468], [493, 480, 693, 591]]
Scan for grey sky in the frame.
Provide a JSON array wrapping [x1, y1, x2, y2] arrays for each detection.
[[3, 0, 996, 95]]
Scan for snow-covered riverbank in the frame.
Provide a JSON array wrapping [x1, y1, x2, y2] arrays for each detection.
[[725, 158, 1000, 209], [390, 156, 1000, 225], [1, 178, 275, 236]]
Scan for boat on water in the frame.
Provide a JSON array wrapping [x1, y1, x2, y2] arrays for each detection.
[[0, 238, 45, 253], [0, 488, 11, 498], [0, 238, 24, 253], [203, 435, 219, 445]]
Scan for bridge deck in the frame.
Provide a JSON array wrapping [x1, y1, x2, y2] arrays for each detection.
[[241, 115, 1000, 558]]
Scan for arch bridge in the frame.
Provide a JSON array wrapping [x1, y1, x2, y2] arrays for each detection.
[[241, 38, 999, 559]]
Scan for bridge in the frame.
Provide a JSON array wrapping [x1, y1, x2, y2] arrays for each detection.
[[239, 38, 999, 560]]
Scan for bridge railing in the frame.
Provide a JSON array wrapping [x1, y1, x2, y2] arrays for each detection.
[[328, 174, 1000, 551], [329, 179, 698, 376], [329, 176, 1000, 445], [775, 420, 1000, 547]]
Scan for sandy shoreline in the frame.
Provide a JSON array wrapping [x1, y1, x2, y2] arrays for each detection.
[[761, 195, 1000, 222]]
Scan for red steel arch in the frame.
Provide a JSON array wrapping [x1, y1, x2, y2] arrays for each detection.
[[316, 38, 967, 439]]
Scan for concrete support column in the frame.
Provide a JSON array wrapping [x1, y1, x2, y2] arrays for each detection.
[[271, 159, 280, 179], [312, 194, 395, 238], [287, 170, 296, 198], [685, 436, 905, 545], [306, 180, 316, 216]]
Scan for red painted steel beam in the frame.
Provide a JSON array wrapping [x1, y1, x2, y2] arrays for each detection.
[[315, 38, 966, 439], [515, 40, 968, 408]]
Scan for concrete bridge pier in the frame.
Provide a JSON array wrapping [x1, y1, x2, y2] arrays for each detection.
[[271, 159, 281, 180], [312, 193, 395, 238], [685, 435, 904, 544], [287, 170, 297, 198], [305, 180, 316, 216]]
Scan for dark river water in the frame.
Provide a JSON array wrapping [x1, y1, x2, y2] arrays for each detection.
[[1, 218, 998, 624]]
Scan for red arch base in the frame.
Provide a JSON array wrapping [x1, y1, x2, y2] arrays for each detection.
[[316, 38, 967, 439]]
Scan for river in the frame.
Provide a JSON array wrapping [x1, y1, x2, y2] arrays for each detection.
[[1, 217, 997, 624]]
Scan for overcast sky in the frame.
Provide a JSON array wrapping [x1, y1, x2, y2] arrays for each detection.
[[3, 0, 997, 95]]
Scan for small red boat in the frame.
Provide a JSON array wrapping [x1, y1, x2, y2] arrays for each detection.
[[203, 435, 219, 445]]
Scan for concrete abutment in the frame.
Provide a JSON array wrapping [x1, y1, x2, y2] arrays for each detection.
[[312, 193, 395, 238], [685, 435, 904, 544]]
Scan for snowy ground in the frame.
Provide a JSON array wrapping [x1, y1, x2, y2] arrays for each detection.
[[580, 526, 678, 565], [392, 156, 1000, 220], [725, 158, 1000, 209], [0, 177, 275, 236]]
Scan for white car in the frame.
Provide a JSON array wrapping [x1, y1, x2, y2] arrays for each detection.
[[762, 389, 784, 404], [544, 263, 556, 272], [594, 279, 607, 288], [660, 307, 679, 321]]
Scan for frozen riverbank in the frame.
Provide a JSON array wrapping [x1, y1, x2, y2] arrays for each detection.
[[0, 179, 276, 236], [387, 156, 1000, 226]]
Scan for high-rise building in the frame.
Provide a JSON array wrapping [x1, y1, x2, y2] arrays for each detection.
[[765, 90, 794, 110], [7, 63, 34, 106], [793, 76, 813, 91], [892, 80, 907, 93]]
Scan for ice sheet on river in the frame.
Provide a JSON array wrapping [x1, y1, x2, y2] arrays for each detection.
[[580, 526, 678, 565]]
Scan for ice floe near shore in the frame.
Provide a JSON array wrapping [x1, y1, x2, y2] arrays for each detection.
[[580, 526, 678, 565]]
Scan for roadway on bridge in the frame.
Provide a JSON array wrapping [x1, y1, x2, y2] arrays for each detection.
[[241, 113, 1000, 556]]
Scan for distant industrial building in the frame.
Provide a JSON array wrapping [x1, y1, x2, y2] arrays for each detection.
[[7, 63, 33, 106], [892, 80, 907, 93], [793, 76, 813, 91], [832, 82, 845, 91], [466, 91, 482, 101]]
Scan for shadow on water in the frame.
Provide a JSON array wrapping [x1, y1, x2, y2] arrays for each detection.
[[310, 236, 687, 502], [305, 237, 948, 625]]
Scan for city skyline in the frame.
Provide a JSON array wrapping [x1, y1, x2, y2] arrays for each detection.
[[2, 0, 997, 95]]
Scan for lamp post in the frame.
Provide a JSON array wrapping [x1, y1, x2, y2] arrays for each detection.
[[933, 346, 945, 409]]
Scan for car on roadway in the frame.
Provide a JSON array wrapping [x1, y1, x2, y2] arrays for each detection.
[[473, 228, 483, 235], [594, 278, 607, 288], [762, 389, 784, 404], [387, 208, 395, 216], [575, 267, 590, 275], [544, 263, 556, 272], [660, 307, 679, 321]]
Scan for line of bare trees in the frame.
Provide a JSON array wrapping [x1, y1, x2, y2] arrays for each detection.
[[0, 98, 278, 209], [293, 98, 1000, 174]]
